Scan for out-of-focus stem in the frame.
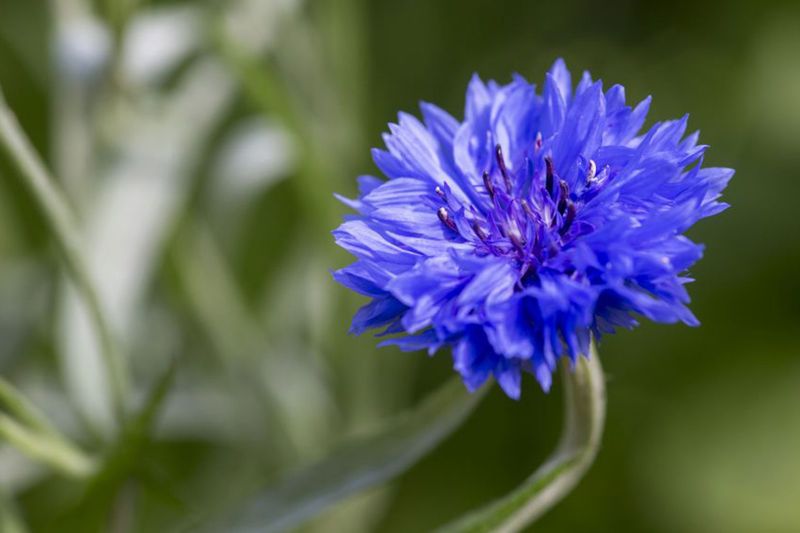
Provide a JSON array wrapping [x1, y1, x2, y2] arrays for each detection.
[[0, 87, 128, 421]]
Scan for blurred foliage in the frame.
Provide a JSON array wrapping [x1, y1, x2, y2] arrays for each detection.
[[0, 0, 798, 532]]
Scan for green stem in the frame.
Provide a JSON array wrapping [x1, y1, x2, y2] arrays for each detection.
[[439, 348, 606, 532], [0, 87, 127, 421]]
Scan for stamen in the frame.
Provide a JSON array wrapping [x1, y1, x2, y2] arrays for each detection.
[[495, 144, 513, 193], [534, 132, 543, 153], [586, 159, 597, 182], [507, 223, 526, 250], [482, 171, 496, 199], [435, 185, 446, 199], [520, 198, 536, 220], [545, 157, 555, 197], [560, 202, 576, 235], [558, 180, 569, 214], [437, 207, 457, 231], [543, 203, 554, 228], [471, 220, 488, 241]]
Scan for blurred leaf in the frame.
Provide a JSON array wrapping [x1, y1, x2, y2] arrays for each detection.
[[214, 22, 340, 229], [170, 221, 333, 461], [214, 28, 300, 138], [439, 351, 605, 533], [55, 360, 176, 532], [0, 85, 128, 421], [194, 377, 487, 533], [0, 375, 60, 437], [0, 413, 95, 479], [57, 54, 236, 432], [0, 375, 96, 478]]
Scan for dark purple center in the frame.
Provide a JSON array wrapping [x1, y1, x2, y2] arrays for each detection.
[[433, 138, 606, 281]]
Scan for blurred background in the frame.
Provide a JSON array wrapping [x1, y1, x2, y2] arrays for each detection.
[[0, 0, 799, 531]]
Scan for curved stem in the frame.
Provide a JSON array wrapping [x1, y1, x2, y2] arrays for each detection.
[[439, 346, 606, 532], [0, 87, 127, 421]]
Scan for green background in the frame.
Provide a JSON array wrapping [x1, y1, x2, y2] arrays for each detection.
[[0, 0, 798, 531]]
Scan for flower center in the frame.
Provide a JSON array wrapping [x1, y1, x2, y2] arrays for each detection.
[[435, 139, 601, 279]]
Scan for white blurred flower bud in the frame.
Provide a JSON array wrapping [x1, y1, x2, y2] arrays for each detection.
[[54, 15, 111, 82], [121, 7, 201, 87], [211, 118, 295, 206]]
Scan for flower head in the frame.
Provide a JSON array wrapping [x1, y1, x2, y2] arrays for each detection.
[[333, 59, 732, 399]]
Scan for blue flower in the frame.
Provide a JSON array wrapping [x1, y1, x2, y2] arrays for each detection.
[[333, 59, 732, 399]]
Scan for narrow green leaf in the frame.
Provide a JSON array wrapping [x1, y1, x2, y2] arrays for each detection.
[[0, 375, 97, 478], [197, 377, 486, 533], [0, 414, 95, 479], [439, 348, 606, 533], [0, 376, 61, 438]]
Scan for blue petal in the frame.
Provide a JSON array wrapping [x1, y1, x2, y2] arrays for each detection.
[[541, 73, 567, 138], [379, 329, 442, 353], [350, 296, 407, 335], [494, 359, 522, 400], [553, 80, 606, 185], [548, 58, 572, 103], [490, 78, 538, 173], [333, 220, 422, 267], [452, 327, 495, 392], [464, 74, 494, 121]]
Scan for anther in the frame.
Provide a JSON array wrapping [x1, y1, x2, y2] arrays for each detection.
[[508, 225, 526, 250], [482, 171, 496, 199], [559, 202, 576, 235], [545, 157, 555, 197], [437, 207, 457, 231], [435, 185, 446, 199], [495, 144, 513, 193], [534, 132, 543, 153], [471, 220, 488, 241], [557, 180, 569, 214], [520, 198, 536, 220], [586, 159, 597, 182]]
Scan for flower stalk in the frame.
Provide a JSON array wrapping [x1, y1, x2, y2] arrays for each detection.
[[440, 348, 606, 532]]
